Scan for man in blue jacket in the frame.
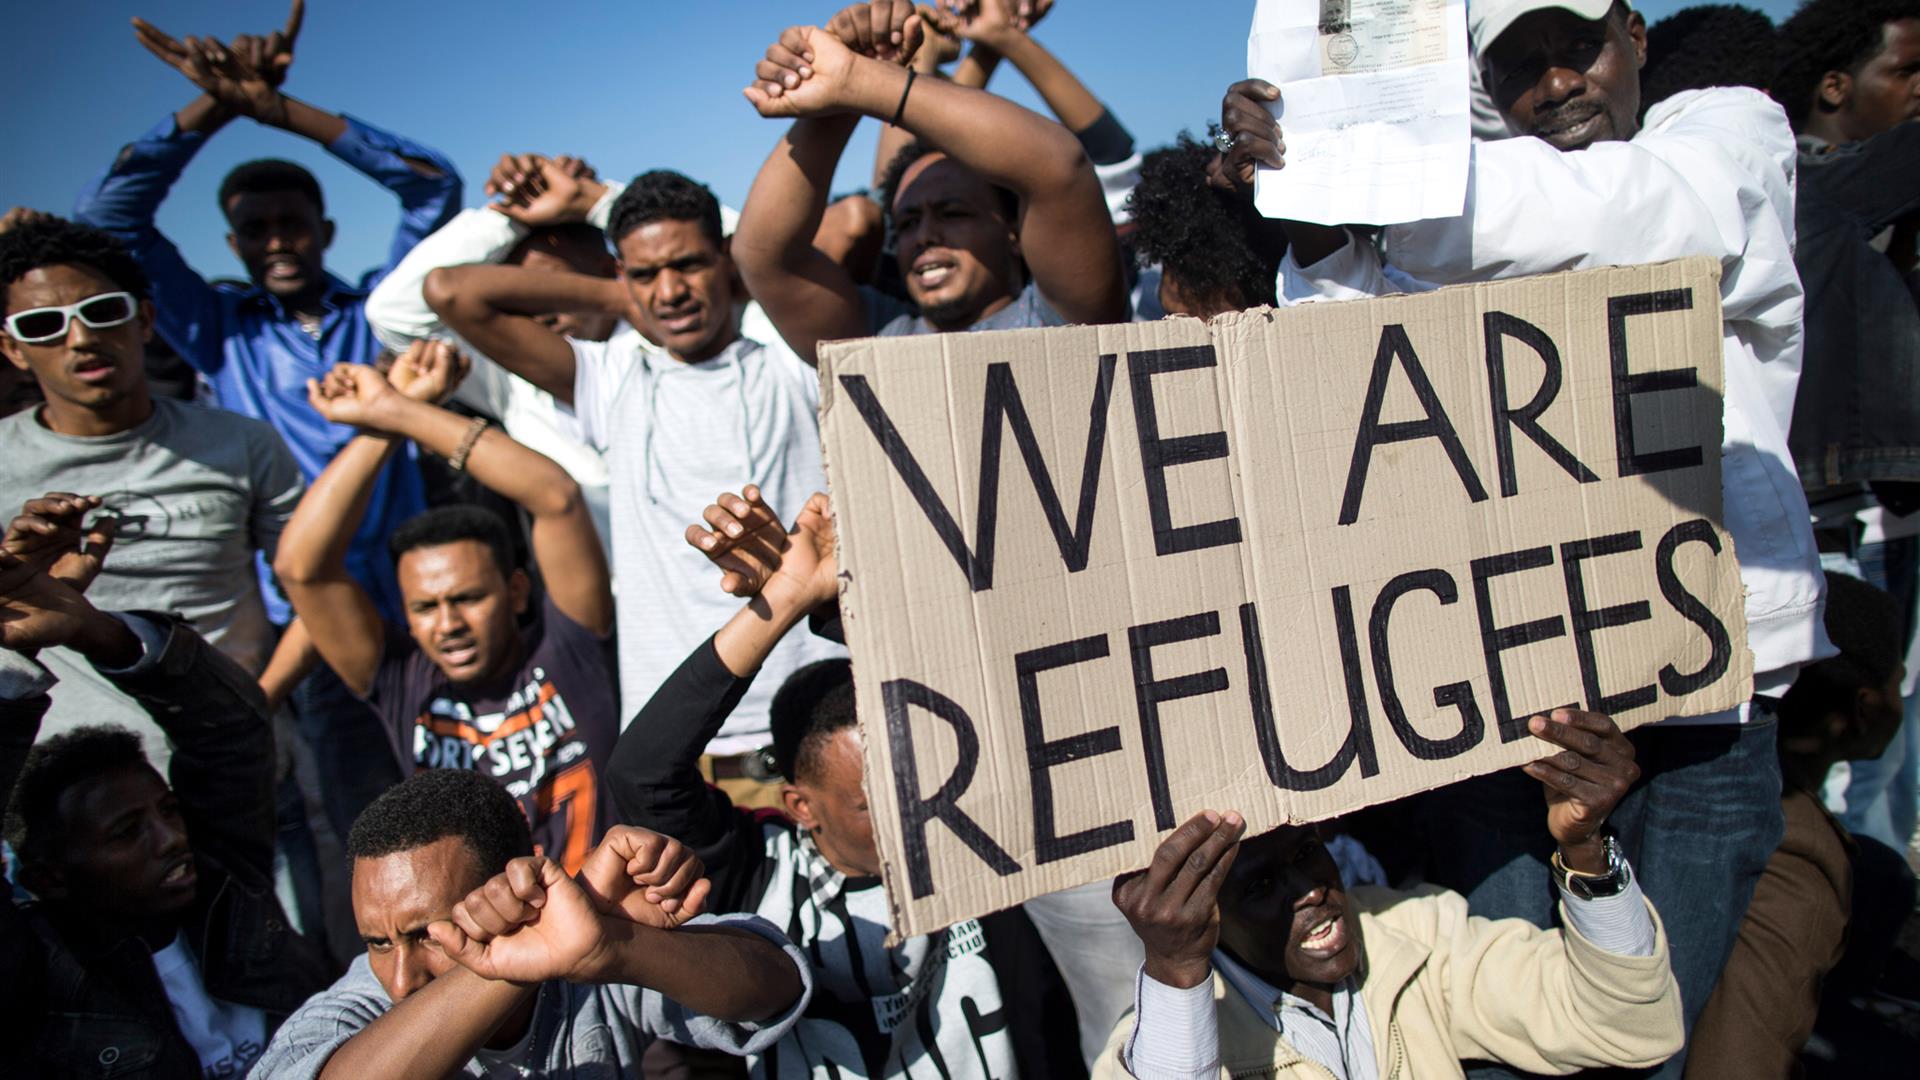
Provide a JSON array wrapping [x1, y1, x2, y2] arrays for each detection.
[[72, 3, 462, 839]]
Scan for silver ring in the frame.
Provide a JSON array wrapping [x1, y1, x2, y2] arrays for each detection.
[[1213, 130, 1237, 154]]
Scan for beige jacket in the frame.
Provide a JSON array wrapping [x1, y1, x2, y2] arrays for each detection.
[[1094, 885, 1683, 1080]]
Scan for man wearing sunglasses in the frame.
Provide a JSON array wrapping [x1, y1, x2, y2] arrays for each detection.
[[71, 4, 462, 845], [0, 214, 306, 773]]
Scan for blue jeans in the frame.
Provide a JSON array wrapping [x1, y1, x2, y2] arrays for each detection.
[[288, 662, 403, 845], [1422, 713, 1784, 1079]]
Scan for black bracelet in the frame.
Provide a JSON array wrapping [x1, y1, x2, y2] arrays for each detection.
[[891, 68, 917, 128]]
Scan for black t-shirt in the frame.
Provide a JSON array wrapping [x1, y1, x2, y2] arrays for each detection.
[[367, 596, 619, 872]]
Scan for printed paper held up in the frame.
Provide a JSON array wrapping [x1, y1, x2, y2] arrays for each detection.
[[1249, 0, 1472, 225]]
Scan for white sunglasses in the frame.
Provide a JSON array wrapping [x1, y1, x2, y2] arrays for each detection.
[[4, 291, 138, 344]]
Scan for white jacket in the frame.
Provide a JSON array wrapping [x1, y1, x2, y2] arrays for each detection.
[[365, 204, 616, 505], [1277, 87, 1831, 693]]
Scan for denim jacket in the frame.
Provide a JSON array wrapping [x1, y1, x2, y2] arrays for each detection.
[[0, 614, 333, 1078], [1788, 125, 1920, 488]]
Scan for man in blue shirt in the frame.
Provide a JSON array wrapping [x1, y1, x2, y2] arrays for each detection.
[[72, 6, 462, 852]]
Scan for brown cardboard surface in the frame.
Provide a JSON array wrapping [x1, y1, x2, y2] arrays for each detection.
[[818, 258, 1751, 942]]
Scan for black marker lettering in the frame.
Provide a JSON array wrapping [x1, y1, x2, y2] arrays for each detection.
[[1483, 311, 1600, 497], [1242, 600, 1381, 790], [1608, 289, 1703, 478], [1471, 547, 1567, 742], [1129, 611, 1231, 828], [1016, 635, 1132, 863], [1655, 519, 1734, 695], [1127, 346, 1243, 555], [1369, 570, 1487, 759], [1560, 532, 1656, 714], [882, 679, 1022, 899], [838, 354, 1118, 592], [1340, 323, 1489, 525]]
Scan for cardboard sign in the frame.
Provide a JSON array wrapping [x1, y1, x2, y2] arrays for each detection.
[[818, 258, 1752, 941]]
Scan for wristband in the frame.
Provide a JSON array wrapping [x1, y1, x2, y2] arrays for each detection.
[[891, 68, 918, 128], [449, 416, 490, 472]]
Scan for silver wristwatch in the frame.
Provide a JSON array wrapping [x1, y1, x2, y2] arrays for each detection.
[[1551, 833, 1631, 900]]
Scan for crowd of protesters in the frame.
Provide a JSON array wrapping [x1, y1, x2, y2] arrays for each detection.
[[2, 0, 1917, 1076]]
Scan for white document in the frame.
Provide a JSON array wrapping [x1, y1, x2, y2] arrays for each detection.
[[1248, 0, 1471, 226]]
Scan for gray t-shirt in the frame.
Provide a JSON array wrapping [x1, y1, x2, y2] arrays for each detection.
[[867, 281, 1066, 337], [0, 398, 303, 757], [253, 912, 812, 1078]]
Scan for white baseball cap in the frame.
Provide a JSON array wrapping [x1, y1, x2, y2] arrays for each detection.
[[1469, 0, 1617, 59]]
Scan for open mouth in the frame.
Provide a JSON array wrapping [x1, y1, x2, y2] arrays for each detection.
[[1537, 107, 1604, 143], [264, 255, 305, 281], [159, 857, 197, 891], [910, 253, 958, 291], [1297, 910, 1348, 958], [437, 640, 479, 667]]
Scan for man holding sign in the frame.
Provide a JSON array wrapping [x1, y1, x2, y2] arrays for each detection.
[[604, 488, 1086, 1079], [1222, 0, 1828, 1072], [1098, 708, 1683, 1078]]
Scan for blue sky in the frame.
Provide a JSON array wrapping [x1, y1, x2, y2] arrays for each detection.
[[5, 1, 1804, 280]]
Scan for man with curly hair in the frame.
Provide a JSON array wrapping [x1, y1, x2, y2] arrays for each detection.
[[1124, 134, 1289, 320], [422, 169, 843, 809], [1, 532, 330, 1076], [0, 215, 304, 763], [734, 1, 1131, 359], [71, 3, 464, 853], [1637, 4, 1779, 117]]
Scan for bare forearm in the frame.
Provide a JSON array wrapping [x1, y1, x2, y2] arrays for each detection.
[[275, 435, 397, 582], [174, 94, 234, 137], [712, 581, 818, 677], [844, 55, 1084, 202], [989, 33, 1103, 133], [870, 42, 998, 189], [423, 265, 616, 399], [741, 116, 862, 272], [954, 43, 1001, 89], [583, 922, 802, 1022], [258, 619, 318, 712], [266, 94, 349, 146], [318, 968, 531, 1079], [67, 608, 144, 671], [376, 397, 575, 517], [429, 264, 627, 322]]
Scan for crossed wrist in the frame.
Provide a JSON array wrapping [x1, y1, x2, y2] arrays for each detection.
[[757, 574, 825, 623], [972, 28, 1024, 53], [569, 915, 644, 983], [252, 91, 291, 127], [73, 610, 142, 669], [585, 181, 623, 232], [846, 54, 910, 119], [364, 392, 421, 434]]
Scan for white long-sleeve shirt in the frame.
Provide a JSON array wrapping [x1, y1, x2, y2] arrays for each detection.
[[365, 201, 619, 552], [1277, 87, 1831, 701]]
